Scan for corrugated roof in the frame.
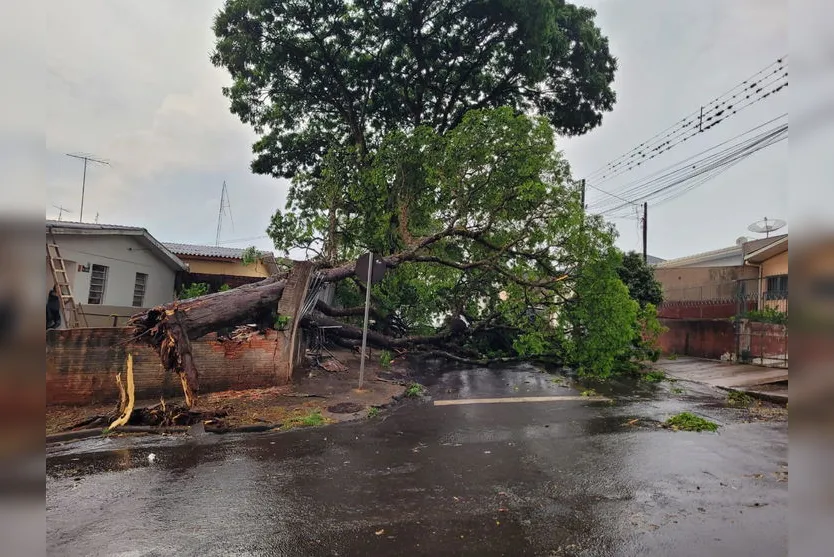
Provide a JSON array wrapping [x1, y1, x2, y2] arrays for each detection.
[[163, 242, 257, 260], [45, 220, 144, 232], [46, 220, 187, 271]]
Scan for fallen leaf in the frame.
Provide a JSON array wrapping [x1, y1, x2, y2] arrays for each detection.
[[495, 521, 500, 526], [626, 419, 639, 426], [375, 529, 385, 536]]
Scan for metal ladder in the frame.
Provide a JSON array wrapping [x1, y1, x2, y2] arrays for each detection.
[[46, 239, 87, 328]]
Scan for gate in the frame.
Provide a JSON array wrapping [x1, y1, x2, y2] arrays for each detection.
[[734, 277, 788, 368]]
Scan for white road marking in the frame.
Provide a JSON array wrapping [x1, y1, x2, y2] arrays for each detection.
[[433, 395, 611, 406]]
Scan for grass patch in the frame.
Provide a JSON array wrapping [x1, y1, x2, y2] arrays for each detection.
[[727, 390, 754, 407], [671, 387, 685, 395], [549, 376, 563, 384], [367, 407, 380, 418], [666, 353, 678, 360], [405, 382, 425, 398], [641, 370, 666, 383], [379, 350, 393, 368], [580, 388, 598, 397], [286, 409, 327, 428], [665, 412, 718, 432]]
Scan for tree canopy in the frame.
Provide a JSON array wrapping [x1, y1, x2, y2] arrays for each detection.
[[212, 0, 617, 179], [202, 1, 644, 376], [617, 251, 664, 307]]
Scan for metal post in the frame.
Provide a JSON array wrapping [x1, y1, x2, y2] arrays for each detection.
[[580, 179, 586, 210], [358, 252, 374, 390], [80, 159, 88, 221]]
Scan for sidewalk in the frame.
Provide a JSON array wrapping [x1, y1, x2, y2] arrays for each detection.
[[654, 357, 788, 404]]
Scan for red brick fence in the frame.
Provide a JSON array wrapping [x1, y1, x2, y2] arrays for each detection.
[[46, 328, 285, 406]]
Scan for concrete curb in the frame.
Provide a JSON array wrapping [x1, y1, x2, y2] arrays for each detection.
[[716, 385, 788, 406]]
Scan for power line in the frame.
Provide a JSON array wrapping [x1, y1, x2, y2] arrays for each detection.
[[597, 120, 787, 217], [600, 127, 787, 216], [589, 69, 787, 186], [583, 55, 787, 183], [588, 113, 788, 212]]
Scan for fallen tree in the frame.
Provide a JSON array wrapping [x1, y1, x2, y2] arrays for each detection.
[[128, 110, 649, 409]]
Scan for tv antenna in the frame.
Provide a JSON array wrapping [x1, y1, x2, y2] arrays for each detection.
[[747, 216, 786, 238], [52, 204, 72, 221], [215, 181, 234, 246], [66, 152, 110, 222]]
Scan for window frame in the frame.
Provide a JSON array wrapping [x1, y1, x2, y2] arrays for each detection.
[[132, 272, 148, 307], [87, 264, 109, 305]]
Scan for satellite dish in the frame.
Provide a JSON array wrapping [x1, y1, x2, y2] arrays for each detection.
[[747, 217, 786, 238], [735, 236, 750, 245]]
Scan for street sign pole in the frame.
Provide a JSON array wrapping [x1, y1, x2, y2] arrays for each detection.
[[358, 252, 374, 389]]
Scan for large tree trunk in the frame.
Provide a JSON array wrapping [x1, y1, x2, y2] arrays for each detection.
[[127, 236, 465, 407]]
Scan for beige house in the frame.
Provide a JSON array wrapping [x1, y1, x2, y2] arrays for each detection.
[[655, 235, 787, 304], [163, 243, 283, 292], [744, 235, 788, 312]]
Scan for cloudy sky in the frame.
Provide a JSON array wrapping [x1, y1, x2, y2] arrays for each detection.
[[34, 0, 789, 260]]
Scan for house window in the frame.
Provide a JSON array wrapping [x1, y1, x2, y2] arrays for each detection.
[[87, 264, 108, 305], [133, 272, 148, 307], [765, 274, 788, 299]]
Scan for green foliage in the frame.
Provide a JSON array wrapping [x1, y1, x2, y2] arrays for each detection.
[[405, 383, 426, 398], [563, 252, 640, 378], [367, 407, 380, 418], [179, 282, 209, 300], [671, 387, 685, 395], [617, 251, 663, 307], [665, 412, 718, 432], [241, 246, 260, 266], [287, 410, 327, 427], [379, 350, 393, 368], [744, 307, 788, 325], [213, 0, 616, 180], [641, 370, 666, 383], [274, 315, 291, 331], [580, 388, 598, 397], [218, 283, 232, 292], [635, 303, 666, 362], [727, 390, 754, 407]]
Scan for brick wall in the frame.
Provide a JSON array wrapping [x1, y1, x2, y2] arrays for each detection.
[[47, 328, 283, 406], [738, 320, 788, 359], [658, 318, 736, 359]]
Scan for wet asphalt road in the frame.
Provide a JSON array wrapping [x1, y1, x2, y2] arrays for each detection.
[[46, 364, 787, 556]]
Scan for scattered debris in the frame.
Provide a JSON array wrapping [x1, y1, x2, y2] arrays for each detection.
[[147, 453, 156, 463], [375, 529, 385, 536], [319, 358, 347, 373], [664, 412, 719, 432]]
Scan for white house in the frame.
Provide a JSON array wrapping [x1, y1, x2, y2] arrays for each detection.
[[46, 220, 187, 327]]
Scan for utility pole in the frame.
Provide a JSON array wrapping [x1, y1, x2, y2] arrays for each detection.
[[66, 153, 109, 222], [642, 202, 648, 263], [580, 179, 586, 211]]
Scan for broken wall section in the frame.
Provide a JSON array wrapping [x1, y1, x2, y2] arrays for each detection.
[[47, 328, 284, 406]]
